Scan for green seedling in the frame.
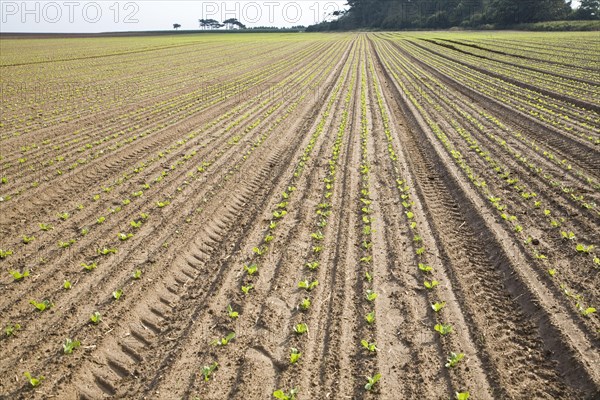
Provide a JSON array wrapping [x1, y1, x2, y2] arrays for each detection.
[[63, 338, 81, 354], [264, 235, 274, 243], [294, 323, 308, 335], [201, 362, 218, 381], [118, 232, 133, 241], [97, 247, 117, 255], [434, 323, 453, 335], [312, 246, 323, 253], [82, 262, 97, 271], [578, 305, 596, 316], [432, 301, 446, 312], [22, 235, 35, 244], [132, 269, 142, 279], [241, 284, 253, 294], [306, 261, 319, 270], [227, 304, 239, 319], [140, 213, 149, 220], [360, 255, 373, 264], [298, 279, 319, 291], [23, 372, 44, 387], [311, 231, 324, 241], [81, 228, 89, 236], [273, 210, 287, 219], [96, 216, 106, 224], [576, 244, 595, 254], [273, 388, 298, 400], [361, 340, 378, 352], [456, 392, 470, 400], [299, 298, 311, 311], [366, 290, 378, 301], [0, 249, 14, 259], [39, 223, 53, 231], [290, 347, 301, 364], [252, 246, 267, 257], [561, 231, 576, 240], [418, 263, 433, 273], [365, 311, 375, 324], [365, 373, 381, 391], [58, 239, 76, 248], [58, 212, 70, 221], [416, 246, 426, 255], [63, 280, 72, 289], [445, 352, 465, 368], [157, 200, 170, 208], [113, 289, 123, 300], [269, 221, 277, 230], [424, 280, 439, 290], [365, 271, 373, 282], [4, 323, 21, 336], [212, 332, 235, 346], [129, 221, 142, 229], [244, 263, 258, 276], [30, 299, 52, 312], [9, 269, 29, 281], [90, 311, 102, 324]]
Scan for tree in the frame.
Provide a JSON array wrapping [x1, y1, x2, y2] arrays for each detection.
[[574, 0, 600, 19], [223, 18, 246, 29], [199, 19, 223, 29], [173, 23, 181, 30]]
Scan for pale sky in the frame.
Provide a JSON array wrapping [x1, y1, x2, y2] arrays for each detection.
[[0, 1, 582, 33], [0, 1, 348, 33]]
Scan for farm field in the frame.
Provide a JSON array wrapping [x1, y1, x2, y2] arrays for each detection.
[[0, 31, 599, 399]]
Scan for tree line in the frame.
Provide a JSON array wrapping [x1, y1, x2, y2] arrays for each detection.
[[306, 0, 599, 31]]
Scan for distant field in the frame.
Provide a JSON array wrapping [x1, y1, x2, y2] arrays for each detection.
[[1, 32, 599, 399]]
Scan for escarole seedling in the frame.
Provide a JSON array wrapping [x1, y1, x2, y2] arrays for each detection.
[[365, 290, 378, 301], [24, 372, 44, 387], [455, 392, 470, 400], [290, 347, 301, 364], [5, 323, 21, 336], [431, 301, 446, 312], [361, 340, 378, 352], [241, 284, 253, 294], [90, 311, 102, 324], [364, 373, 381, 391], [305, 261, 319, 270], [445, 352, 465, 368], [434, 323, 453, 335], [365, 311, 375, 324], [63, 338, 81, 354], [418, 263, 433, 273], [0, 249, 14, 259], [299, 298, 311, 311], [227, 304, 239, 319], [82, 262, 97, 272], [424, 280, 439, 290], [9, 269, 29, 281], [298, 279, 319, 291], [273, 388, 298, 400], [294, 323, 308, 335], [201, 362, 218, 381], [30, 299, 52, 311], [244, 263, 258, 276], [212, 332, 236, 346]]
